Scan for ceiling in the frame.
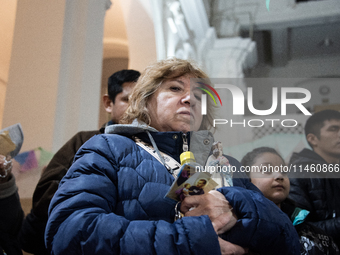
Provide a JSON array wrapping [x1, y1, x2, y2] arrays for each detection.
[[203, 0, 340, 67], [103, 0, 129, 59]]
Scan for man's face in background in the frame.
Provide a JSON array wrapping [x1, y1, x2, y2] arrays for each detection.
[[104, 82, 135, 123], [309, 119, 340, 163]]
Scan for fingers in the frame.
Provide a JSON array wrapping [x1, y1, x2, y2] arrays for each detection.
[[209, 191, 237, 233], [0, 154, 12, 181], [218, 238, 248, 255], [2, 157, 12, 171], [181, 191, 232, 216], [0, 155, 5, 165], [209, 190, 228, 200], [180, 191, 238, 234], [0, 155, 8, 170], [180, 195, 201, 214], [212, 210, 237, 234], [181, 193, 215, 216]]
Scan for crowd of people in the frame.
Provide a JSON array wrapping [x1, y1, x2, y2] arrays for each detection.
[[0, 58, 339, 255]]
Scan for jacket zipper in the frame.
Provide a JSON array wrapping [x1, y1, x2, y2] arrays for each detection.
[[182, 133, 188, 152]]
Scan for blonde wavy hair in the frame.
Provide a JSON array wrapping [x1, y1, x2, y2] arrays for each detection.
[[120, 58, 215, 131]]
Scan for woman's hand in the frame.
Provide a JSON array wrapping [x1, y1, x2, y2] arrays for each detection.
[[180, 190, 237, 234], [0, 155, 12, 183], [219, 238, 248, 255], [180, 191, 246, 255]]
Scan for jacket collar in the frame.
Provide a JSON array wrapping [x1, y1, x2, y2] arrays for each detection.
[[100, 120, 116, 133], [290, 148, 327, 165], [136, 131, 185, 163], [105, 119, 214, 166]]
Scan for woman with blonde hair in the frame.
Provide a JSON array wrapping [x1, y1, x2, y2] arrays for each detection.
[[45, 58, 299, 255], [120, 57, 214, 131]]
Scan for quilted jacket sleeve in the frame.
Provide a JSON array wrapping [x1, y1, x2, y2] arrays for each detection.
[[218, 186, 301, 255], [45, 135, 221, 255]]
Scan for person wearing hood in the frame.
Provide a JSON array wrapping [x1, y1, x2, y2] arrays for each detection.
[[45, 58, 300, 255]]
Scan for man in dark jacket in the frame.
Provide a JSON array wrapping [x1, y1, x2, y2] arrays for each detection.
[[289, 109, 340, 247], [19, 69, 140, 255]]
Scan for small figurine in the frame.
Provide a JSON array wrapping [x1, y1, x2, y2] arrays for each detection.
[[206, 141, 233, 187]]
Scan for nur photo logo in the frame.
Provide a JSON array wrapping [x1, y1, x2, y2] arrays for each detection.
[[197, 79, 313, 128]]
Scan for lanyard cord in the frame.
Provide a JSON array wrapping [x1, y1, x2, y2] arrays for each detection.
[[146, 131, 173, 174]]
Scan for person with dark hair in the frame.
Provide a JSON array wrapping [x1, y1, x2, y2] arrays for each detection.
[[241, 146, 339, 254], [242, 147, 293, 209], [19, 69, 140, 255], [288, 109, 340, 248], [104, 69, 141, 124]]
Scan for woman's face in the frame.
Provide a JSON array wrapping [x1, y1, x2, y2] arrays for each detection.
[[147, 75, 203, 133], [249, 152, 290, 207]]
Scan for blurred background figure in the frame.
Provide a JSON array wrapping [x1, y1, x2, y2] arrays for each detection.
[[0, 123, 24, 255], [242, 146, 339, 255], [1, 154, 24, 255], [19, 69, 140, 255], [289, 109, 340, 248]]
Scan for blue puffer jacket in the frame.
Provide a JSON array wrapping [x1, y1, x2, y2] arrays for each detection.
[[45, 124, 300, 255]]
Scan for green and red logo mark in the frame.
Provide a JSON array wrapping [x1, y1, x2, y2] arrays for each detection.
[[197, 82, 222, 115]]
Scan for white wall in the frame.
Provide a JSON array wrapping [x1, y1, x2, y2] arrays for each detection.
[[120, 0, 157, 71], [3, 0, 111, 153], [2, 0, 66, 152], [0, 0, 17, 129]]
